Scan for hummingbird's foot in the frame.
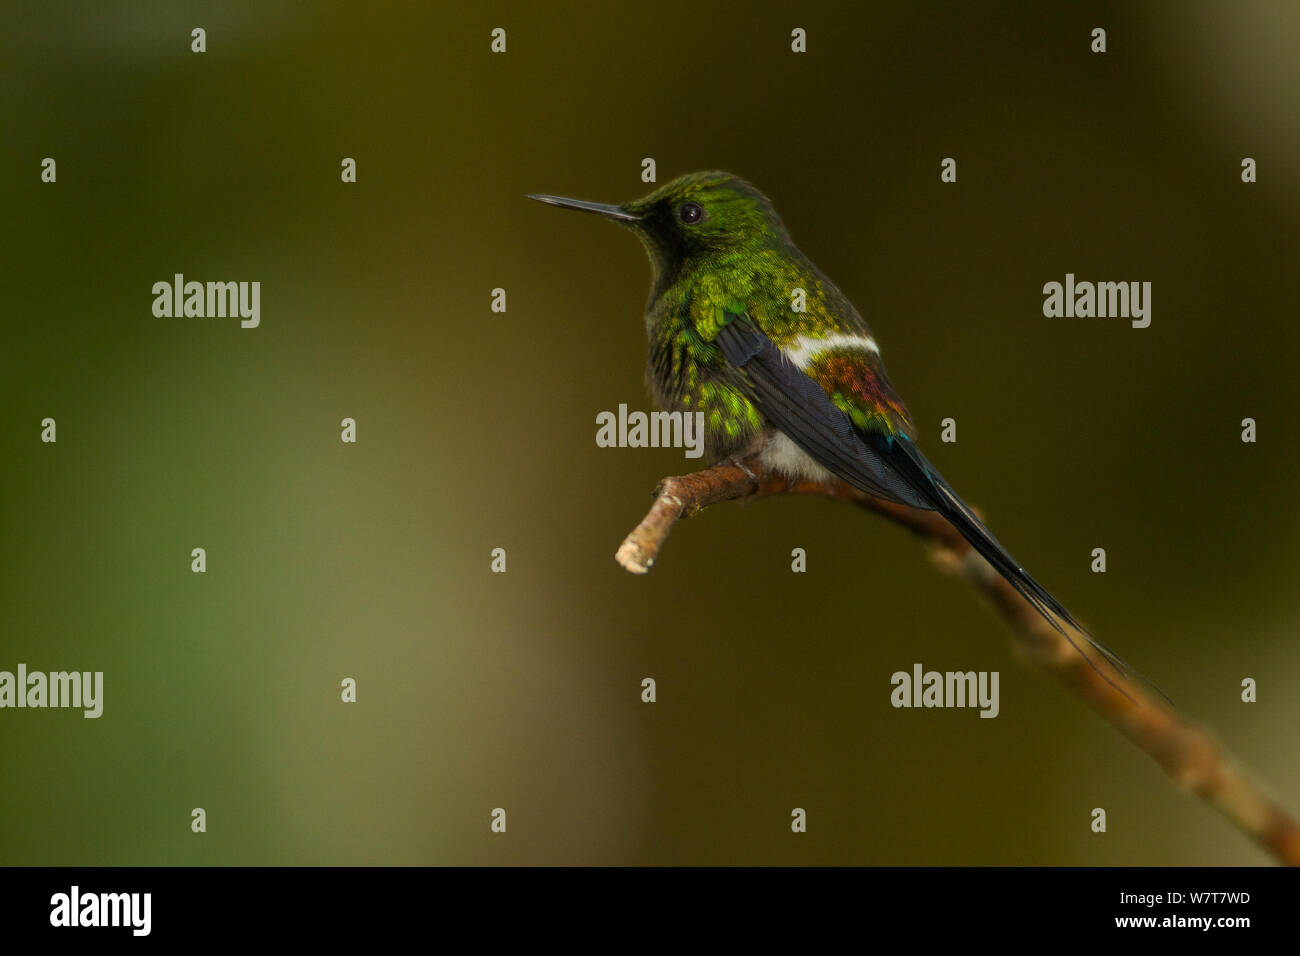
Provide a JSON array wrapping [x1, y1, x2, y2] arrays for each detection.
[[718, 454, 761, 487]]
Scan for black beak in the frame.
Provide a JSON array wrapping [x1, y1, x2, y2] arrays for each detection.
[[527, 193, 641, 222]]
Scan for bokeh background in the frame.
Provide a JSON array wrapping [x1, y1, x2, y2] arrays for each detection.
[[2, 0, 1297, 865]]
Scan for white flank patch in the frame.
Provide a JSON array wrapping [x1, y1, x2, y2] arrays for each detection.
[[756, 431, 835, 482], [782, 332, 880, 368]]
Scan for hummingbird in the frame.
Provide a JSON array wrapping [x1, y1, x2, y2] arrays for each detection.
[[530, 171, 1140, 692]]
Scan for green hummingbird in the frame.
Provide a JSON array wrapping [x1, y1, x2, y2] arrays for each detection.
[[530, 171, 1139, 691]]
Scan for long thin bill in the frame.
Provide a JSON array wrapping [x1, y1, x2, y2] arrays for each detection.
[[527, 194, 641, 221]]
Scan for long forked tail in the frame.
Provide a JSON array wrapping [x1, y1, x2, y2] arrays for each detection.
[[869, 432, 1168, 706]]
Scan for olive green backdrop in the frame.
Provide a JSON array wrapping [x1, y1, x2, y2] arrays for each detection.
[[2, 0, 1297, 865]]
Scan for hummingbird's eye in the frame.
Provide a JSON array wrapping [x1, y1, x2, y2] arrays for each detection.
[[677, 201, 704, 225]]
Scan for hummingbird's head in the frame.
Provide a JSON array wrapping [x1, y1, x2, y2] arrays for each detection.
[[530, 171, 790, 278]]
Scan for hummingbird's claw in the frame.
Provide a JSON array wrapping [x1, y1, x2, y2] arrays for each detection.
[[720, 455, 759, 483]]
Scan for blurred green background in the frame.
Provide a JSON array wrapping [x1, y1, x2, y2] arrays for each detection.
[[1, 0, 1297, 865]]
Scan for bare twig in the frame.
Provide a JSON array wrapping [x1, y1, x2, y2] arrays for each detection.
[[615, 455, 1300, 865]]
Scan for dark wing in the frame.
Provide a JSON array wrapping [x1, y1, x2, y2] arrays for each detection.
[[715, 314, 1156, 700], [712, 318, 933, 509]]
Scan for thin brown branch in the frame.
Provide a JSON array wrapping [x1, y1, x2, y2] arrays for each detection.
[[615, 455, 1300, 865]]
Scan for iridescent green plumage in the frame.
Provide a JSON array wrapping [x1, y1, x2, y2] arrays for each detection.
[[615, 172, 915, 457], [529, 172, 1150, 699]]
